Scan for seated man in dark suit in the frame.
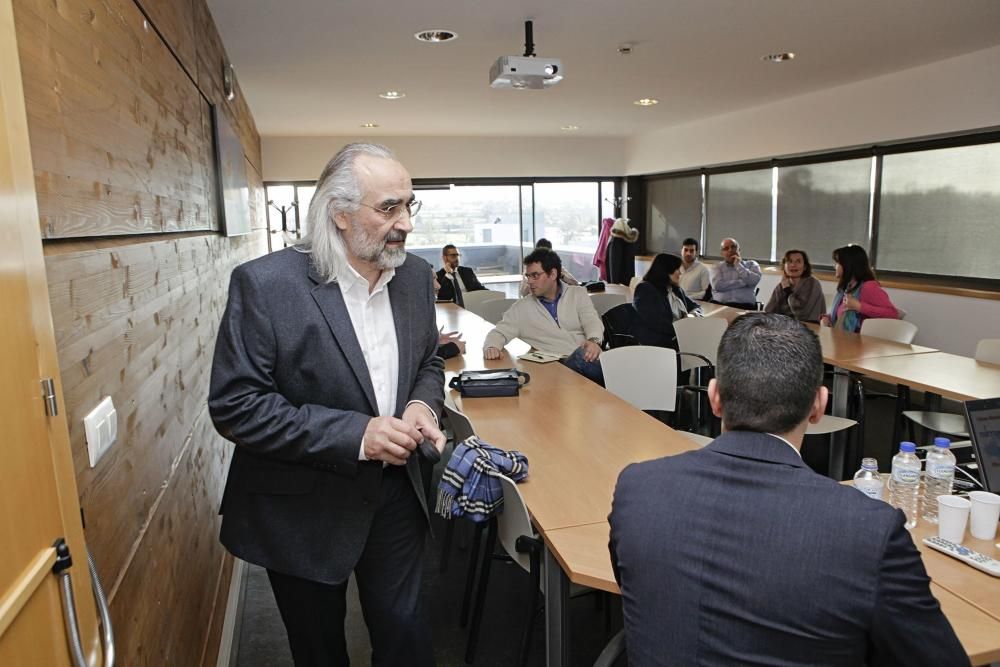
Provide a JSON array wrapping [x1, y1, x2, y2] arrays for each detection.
[[610, 313, 967, 666], [435, 244, 486, 305]]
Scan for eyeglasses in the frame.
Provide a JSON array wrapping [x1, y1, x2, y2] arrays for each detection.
[[357, 199, 422, 222], [523, 271, 547, 281], [445, 252, 461, 258]]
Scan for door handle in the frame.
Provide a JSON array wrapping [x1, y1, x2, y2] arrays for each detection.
[[53, 539, 115, 667]]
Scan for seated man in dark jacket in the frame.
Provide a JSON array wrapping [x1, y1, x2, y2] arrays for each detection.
[[610, 313, 967, 667], [435, 244, 485, 304]]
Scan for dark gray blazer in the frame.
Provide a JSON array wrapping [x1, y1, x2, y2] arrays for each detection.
[[609, 431, 968, 666], [209, 248, 444, 585]]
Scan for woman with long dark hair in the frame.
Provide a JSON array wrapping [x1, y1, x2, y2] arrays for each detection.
[[820, 244, 899, 332], [633, 253, 701, 349], [764, 249, 826, 322]]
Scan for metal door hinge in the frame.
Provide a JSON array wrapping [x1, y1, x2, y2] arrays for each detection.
[[41, 378, 58, 416]]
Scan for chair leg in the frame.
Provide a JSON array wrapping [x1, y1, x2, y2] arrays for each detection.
[[460, 521, 486, 628], [465, 518, 498, 664], [517, 544, 542, 667]]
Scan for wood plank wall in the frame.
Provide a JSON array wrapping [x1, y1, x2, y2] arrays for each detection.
[[12, 0, 268, 663]]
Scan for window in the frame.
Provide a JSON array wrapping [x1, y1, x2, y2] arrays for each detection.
[[776, 158, 872, 266], [646, 175, 702, 255], [533, 182, 601, 281], [706, 169, 773, 261], [878, 143, 1000, 279]]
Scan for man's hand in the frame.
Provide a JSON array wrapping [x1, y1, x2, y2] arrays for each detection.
[[363, 416, 422, 465], [439, 330, 466, 353], [484, 346, 502, 360], [402, 402, 446, 455], [727, 251, 741, 266], [580, 339, 602, 362]]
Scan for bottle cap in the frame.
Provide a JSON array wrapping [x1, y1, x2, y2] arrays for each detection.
[[899, 441, 916, 453], [933, 437, 951, 448]]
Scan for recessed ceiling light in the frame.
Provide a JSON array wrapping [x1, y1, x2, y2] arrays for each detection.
[[379, 91, 406, 100], [415, 29, 457, 43], [360, 122, 379, 128], [761, 52, 795, 62], [617, 44, 633, 55], [561, 125, 580, 131], [633, 98, 659, 106]]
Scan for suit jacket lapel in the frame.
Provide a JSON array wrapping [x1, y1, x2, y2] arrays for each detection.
[[308, 264, 379, 416], [388, 270, 413, 416]]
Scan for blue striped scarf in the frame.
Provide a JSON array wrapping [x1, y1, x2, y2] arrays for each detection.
[[435, 436, 529, 522]]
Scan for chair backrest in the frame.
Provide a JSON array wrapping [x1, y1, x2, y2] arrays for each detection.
[[600, 346, 678, 412], [860, 318, 917, 344], [475, 298, 518, 325], [589, 292, 627, 316], [975, 338, 1000, 364], [442, 404, 476, 442], [674, 317, 728, 372], [601, 303, 638, 349], [496, 475, 534, 574], [462, 289, 505, 311]]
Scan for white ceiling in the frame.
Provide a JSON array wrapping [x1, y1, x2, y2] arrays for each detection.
[[206, 0, 1000, 139]]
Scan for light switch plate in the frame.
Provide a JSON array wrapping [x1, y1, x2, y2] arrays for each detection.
[[84, 396, 117, 467]]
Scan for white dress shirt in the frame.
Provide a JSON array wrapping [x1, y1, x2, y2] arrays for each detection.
[[336, 263, 400, 460]]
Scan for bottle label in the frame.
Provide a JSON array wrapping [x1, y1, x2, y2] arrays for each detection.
[[855, 482, 883, 500], [927, 463, 954, 479], [892, 468, 920, 484]]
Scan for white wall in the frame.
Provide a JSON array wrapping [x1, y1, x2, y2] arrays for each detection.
[[626, 45, 1000, 175], [262, 135, 626, 181]]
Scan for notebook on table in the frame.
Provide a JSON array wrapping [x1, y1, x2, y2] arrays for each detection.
[[964, 397, 1000, 493]]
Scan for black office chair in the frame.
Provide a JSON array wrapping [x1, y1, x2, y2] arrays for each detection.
[[602, 302, 639, 349]]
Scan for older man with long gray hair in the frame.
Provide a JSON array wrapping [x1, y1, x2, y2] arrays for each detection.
[[209, 143, 444, 666]]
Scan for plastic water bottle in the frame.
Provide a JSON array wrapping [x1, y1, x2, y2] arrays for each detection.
[[922, 437, 957, 523], [853, 458, 884, 501], [888, 442, 921, 529]]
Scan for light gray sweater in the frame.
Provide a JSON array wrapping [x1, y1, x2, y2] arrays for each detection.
[[484, 285, 604, 357]]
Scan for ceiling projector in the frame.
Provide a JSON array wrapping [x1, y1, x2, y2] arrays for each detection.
[[489, 21, 563, 90]]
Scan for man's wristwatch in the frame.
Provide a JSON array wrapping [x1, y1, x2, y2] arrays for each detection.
[[587, 337, 602, 345]]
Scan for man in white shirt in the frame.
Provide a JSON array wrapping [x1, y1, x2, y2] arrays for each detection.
[[710, 237, 762, 309], [678, 237, 711, 300], [484, 248, 605, 384], [209, 143, 444, 666]]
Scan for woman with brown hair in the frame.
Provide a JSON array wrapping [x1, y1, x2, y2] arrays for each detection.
[[765, 249, 826, 322]]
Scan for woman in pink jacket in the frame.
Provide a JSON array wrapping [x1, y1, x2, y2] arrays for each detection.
[[820, 244, 899, 332]]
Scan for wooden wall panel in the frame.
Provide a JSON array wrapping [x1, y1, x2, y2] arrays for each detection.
[[44, 231, 266, 591], [12, 0, 270, 659], [193, 0, 262, 173], [14, 0, 214, 238], [134, 0, 197, 78]]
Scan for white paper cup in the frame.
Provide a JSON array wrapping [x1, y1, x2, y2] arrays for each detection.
[[937, 495, 971, 544], [968, 491, 1000, 541]]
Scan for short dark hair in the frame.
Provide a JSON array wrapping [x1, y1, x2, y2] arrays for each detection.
[[642, 253, 684, 291], [442, 244, 457, 256], [832, 244, 876, 292], [716, 313, 823, 434], [681, 237, 699, 251], [523, 248, 562, 277], [781, 249, 813, 278], [535, 238, 553, 249]]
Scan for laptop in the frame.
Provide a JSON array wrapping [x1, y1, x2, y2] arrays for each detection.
[[964, 398, 1000, 493]]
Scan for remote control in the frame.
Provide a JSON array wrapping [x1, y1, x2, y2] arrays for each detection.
[[922, 536, 1000, 577]]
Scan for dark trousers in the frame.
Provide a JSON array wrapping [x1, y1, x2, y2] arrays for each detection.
[[561, 346, 605, 385], [267, 468, 433, 667]]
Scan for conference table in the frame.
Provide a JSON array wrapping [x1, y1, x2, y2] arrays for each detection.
[[435, 303, 1000, 665]]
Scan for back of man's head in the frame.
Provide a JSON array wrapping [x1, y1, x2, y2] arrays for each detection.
[[715, 314, 823, 434]]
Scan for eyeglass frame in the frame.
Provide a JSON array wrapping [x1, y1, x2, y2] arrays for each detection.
[[523, 270, 550, 281], [355, 198, 423, 222]]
